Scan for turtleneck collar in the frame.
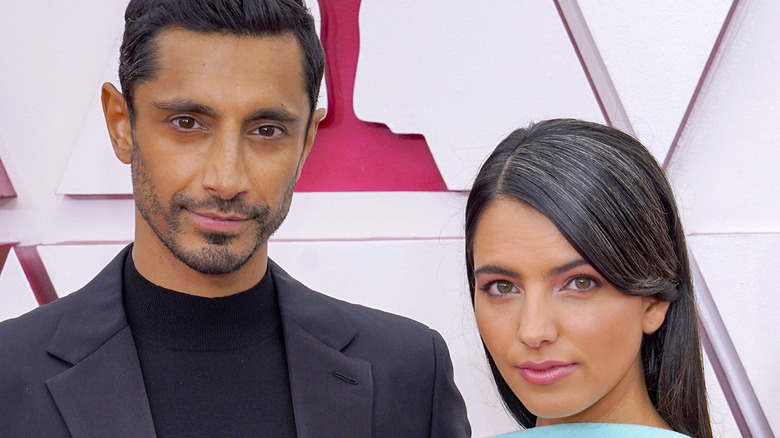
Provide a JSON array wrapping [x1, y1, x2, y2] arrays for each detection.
[[122, 252, 280, 350]]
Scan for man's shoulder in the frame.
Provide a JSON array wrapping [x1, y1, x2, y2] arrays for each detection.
[[0, 290, 89, 405], [0, 246, 127, 356], [272, 261, 431, 330], [314, 290, 433, 336], [314, 291, 447, 360], [271, 261, 442, 358], [0, 283, 97, 354]]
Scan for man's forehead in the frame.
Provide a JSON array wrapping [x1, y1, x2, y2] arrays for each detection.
[[135, 27, 309, 114], [154, 27, 301, 59]]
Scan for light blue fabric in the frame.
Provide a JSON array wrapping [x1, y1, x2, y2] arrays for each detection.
[[491, 423, 690, 437]]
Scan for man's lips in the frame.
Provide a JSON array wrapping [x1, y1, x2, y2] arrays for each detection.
[[516, 361, 577, 385], [186, 209, 250, 232]]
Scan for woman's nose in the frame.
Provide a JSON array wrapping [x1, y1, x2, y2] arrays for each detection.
[[516, 292, 557, 348]]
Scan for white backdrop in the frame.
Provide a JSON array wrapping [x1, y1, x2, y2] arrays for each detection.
[[1, 1, 778, 436]]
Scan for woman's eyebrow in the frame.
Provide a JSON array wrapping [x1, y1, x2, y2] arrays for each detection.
[[474, 259, 590, 279], [545, 259, 589, 278], [473, 265, 520, 278]]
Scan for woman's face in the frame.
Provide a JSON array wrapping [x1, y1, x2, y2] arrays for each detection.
[[472, 198, 668, 426]]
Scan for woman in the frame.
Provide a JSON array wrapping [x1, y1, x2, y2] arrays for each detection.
[[466, 119, 711, 437]]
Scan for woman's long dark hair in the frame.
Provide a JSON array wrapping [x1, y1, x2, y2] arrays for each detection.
[[465, 119, 711, 438]]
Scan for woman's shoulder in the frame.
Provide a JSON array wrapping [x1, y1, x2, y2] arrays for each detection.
[[490, 423, 691, 438]]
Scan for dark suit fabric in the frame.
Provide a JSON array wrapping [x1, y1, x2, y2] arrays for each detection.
[[0, 246, 470, 437]]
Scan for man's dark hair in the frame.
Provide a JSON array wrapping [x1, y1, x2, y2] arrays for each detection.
[[466, 119, 712, 438], [119, 0, 324, 123]]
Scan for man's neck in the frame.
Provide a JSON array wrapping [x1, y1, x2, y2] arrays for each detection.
[[131, 231, 268, 298]]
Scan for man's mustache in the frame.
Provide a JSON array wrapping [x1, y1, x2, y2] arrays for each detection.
[[169, 193, 268, 219]]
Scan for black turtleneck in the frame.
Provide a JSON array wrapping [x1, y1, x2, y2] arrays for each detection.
[[122, 253, 297, 437]]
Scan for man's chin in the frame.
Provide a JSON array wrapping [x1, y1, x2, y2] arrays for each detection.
[[179, 251, 250, 275], [200, 230, 241, 246], [167, 240, 261, 276]]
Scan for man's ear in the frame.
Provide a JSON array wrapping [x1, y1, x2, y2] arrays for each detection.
[[101, 82, 134, 165], [296, 107, 327, 181], [642, 296, 671, 334]]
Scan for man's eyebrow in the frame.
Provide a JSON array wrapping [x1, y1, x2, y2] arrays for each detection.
[[152, 99, 219, 119], [244, 107, 301, 124]]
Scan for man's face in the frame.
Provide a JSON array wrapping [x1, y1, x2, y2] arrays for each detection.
[[128, 28, 319, 275]]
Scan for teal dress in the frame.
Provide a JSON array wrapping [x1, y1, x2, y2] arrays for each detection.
[[491, 423, 690, 437]]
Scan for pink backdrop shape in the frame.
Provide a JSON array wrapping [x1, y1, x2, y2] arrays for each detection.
[[0, 157, 16, 198], [296, 0, 446, 192]]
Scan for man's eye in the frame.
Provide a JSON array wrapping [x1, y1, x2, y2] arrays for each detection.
[[172, 116, 200, 130], [254, 126, 283, 137]]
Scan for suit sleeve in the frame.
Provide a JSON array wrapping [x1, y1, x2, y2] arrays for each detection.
[[428, 329, 471, 438]]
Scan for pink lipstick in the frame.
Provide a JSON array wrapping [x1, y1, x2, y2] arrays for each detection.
[[517, 361, 577, 385]]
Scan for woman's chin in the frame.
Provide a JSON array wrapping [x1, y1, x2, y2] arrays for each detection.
[[524, 403, 586, 425]]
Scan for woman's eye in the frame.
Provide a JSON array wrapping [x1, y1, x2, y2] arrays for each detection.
[[565, 277, 597, 291], [171, 116, 200, 130], [485, 281, 517, 296]]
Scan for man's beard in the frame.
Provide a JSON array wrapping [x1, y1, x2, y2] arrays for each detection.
[[131, 141, 294, 275]]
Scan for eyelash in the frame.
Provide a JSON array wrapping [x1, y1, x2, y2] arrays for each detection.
[[478, 275, 600, 297]]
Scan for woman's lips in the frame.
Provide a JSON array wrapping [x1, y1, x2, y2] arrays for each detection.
[[516, 361, 577, 385], [186, 209, 249, 233]]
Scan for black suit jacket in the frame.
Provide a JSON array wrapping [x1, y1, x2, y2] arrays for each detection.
[[0, 246, 470, 437]]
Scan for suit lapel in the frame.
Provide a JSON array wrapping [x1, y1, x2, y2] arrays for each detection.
[[45, 246, 156, 438], [47, 326, 156, 438], [283, 319, 373, 438], [272, 261, 374, 438]]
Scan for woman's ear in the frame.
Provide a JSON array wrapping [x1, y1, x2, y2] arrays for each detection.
[[101, 82, 133, 164], [642, 296, 671, 334]]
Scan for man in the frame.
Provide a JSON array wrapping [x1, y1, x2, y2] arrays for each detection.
[[0, 1, 470, 436]]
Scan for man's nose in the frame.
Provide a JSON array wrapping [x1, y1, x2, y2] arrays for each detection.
[[202, 134, 250, 200], [516, 291, 557, 348]]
